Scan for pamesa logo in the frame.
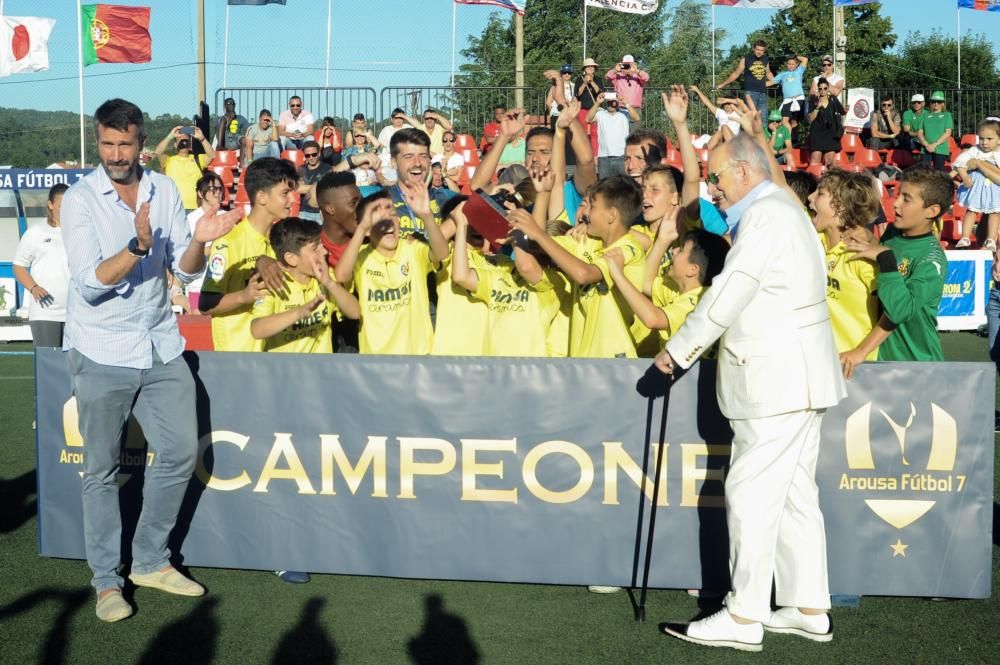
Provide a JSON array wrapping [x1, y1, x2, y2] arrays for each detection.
[[841, 401, 964, 557]]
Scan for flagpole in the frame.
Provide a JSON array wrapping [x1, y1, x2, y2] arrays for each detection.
[[711, 5, 716, 90], [450, 1, 457, 88], [76, 0, 86, 166], [957, 7, 962, 135], [325, 0, 331, 88], [223, 5, 230, 90], [583, 2, 588, 61]]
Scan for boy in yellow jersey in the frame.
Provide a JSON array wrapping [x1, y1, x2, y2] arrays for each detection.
[[430, 196, 490, 356], [603, 227, 729, 345], [507, 175, 647, 358], [334, 185, 450, 354], [250, 217, 360, 352], [807, 170, 882, 363], [199, 157, 299, 352], [452, 209, 564, 357]]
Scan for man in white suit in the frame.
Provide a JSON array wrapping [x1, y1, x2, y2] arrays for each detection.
[[657, 132, 847, 652]]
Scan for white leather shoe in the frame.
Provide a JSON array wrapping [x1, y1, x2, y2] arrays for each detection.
[[662, 608, 763, 652], [763, 607, 833, 642]]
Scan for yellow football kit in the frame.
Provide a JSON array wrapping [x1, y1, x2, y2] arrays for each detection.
[[822, 234, 880, 360], [252, 270, 340, 353], [431, 251, 490, 356], [471, 261, 562, 357]]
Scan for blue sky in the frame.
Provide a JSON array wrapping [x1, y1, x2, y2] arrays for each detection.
[[0, 0, 996, 118]]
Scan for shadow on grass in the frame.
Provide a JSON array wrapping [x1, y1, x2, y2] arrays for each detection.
[[136, 597, 219, 665], [0, 469, 38, 533], [0, 587, 89, 665], [271, 597, 338, 665], [407, 594, 479, 665]]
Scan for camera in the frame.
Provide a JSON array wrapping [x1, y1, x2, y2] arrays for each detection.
[[621, 63, 630, 70]]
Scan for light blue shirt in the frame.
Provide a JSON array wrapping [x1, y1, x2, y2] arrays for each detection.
[[722, 180, 775, 241], [61, 166, 198, 369], [773, 65, 805, 100]]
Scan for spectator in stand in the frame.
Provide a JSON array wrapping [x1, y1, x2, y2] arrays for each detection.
[[917, 90, 953, 171], [12, 183, 70, 348], [689, 85, 742, 150], [297, 141, 332, 223], [497, 126, 527, 170], [401, 108, 453, 156], [243, 109, 280, 166], [184, 173, 226, 307], [481, 104, 506, 154], [764, 109, 794, 166], [606, 55, 649, 131], [440, 130, 466, 183], [278, 96, 315, 151], [716, 39, 773, 114], [769, 54, 809, 143], [215, 97, 248, 152], [587, 91, 639, 179], [870, 96, 902, 150], [807, 78, 846, 166], [953, 118, 1000, 249], [808, 56, 844, 98], [902, 94, 927, 152], [153, 124, 215, 212], [577, 57, 603, 155], [316, 117, 343, 166], [378, 109, 410, 183]]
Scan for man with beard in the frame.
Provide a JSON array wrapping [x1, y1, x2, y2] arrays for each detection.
[[386, 127, 455, 238], [61, 98, 241, 622]]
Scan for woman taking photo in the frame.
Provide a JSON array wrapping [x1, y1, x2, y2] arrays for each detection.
[[808, 78, 846, 166], [12, 183, 70, 347]]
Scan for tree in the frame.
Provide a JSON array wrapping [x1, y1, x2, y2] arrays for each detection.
[[647, 0, 725, 90], [867, 30, 1000, 91]]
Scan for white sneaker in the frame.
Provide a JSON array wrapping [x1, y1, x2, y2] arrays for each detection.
[[662, 608, 763, 652], [586, 585, 622, 594], [763, 607, 833, 642], [955, 237, 972, 248], [985, 239, 997, 252]]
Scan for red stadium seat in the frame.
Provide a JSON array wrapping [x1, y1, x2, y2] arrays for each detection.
[[460, 149, 481, 167], [459, 164, 478, 194], [841, 133, 863, 155], [805, 163, 826, 179], [281, 150, 305, 168], [856, 148, 883, 169], [455, 134, 477, 151], [833, 151, 851, 167], [288, 191, 301, 218], [208, 164, 235, 189], [959, 133, 978, 148], [211, 150, 239, 168]]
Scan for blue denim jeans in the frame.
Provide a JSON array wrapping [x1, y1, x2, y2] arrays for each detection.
[[68, 349, 198, 592], [987, 288, 1000, 370], [745, 90, 768, 115]]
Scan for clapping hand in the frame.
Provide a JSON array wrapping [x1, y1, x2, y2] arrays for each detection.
[[557, 99, 581, 130], [193, 206, 243, 244], [134, 202, 153, 252]]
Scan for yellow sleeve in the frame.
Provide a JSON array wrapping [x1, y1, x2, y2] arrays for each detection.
[[410, 239, 434, 274], [852, 255, 878, 294], [251, 291, 279, 319], [201, 238, 233, 295], [472, 264, 497, 304]]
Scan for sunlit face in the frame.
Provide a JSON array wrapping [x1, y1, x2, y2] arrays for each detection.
[[786, 58, 798, 71], [288, 97, 303, 117], [287, 238, 327, 277], [392, 141, 431, 185], [259, 114, 271, 128], [259, 180, 296, 221], [641, 171, 677, 223], [391, 114, 404, 127], [442, 133, 456, 152], [371, 211, 401, 252], [980, 128, 1000, 153], [97, 123, 144, 184], [423, 114, 436, 131], [753, 45, 766, 58], [625, 144, 647, 180], [525, 134, 553, 171], [893, 181, 937, 235], [201, 179, 223, 207], [303, 147, 321, 166], [808, 186, 838, 231], [705, 147, 749, 211]]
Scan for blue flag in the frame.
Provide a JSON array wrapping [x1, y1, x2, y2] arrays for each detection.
[[957, 0, 1000, 11]]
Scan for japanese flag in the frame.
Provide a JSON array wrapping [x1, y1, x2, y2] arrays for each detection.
[[0, 16, 56, 77]]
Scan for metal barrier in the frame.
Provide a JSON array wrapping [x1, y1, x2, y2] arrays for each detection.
[[214, 87, 378, 135]]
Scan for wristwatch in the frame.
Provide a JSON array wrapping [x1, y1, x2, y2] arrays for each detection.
[[127, 237, 150, 258]]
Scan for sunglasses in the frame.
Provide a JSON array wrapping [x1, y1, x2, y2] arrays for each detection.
[[442, 138, 455, 143], [881, 103, 893, 108], [822, 62, 833, 66], [818, 86, 829, 91], [304, 152, 319, 157], [290, 103, 301, 108], [423, 117, 434, 121], [931, 100, 944, 104], [205, 185, 222, 192], [707, 161, 739, 186]]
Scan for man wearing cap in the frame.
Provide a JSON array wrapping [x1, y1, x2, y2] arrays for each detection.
[[577, 58, 603, 155], [215, 98, 248, 152], [902, 94, 927, 152], [809, 56, 844, 98], [716, 40, 773, 115], [917, 91, 954, 170], [606, 55, 649, 131], [764, 109, 794, 165]]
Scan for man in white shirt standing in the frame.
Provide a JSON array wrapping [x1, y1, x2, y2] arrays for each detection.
[[586, 91, 639, 179]]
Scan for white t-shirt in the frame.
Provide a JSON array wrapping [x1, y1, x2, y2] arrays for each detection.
[[714, 109, 742, 136], [12, 223, 69, 321], [594, 109, 631, 158], [278, 109, 315, 135], [953, 145, 1000, 170], [812, 73, 844, 91], [445, 152, 466, 174], [185, 208, 208, 293]]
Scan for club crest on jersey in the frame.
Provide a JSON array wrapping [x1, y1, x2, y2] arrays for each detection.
[[897, 258, 911, 277], [400, 262, 410, 277]]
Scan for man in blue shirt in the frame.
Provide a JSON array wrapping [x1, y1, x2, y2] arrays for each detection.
[[769, 54, 809, 144], [61, 98, 241, 623]]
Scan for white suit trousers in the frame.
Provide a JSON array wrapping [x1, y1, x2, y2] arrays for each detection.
[[723, 409, 831, 622]]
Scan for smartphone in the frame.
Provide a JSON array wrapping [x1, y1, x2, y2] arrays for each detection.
[[605, 91, 618, 102], [179, 126, 195, 136]]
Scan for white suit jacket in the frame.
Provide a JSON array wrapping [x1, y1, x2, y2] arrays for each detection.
[[665, 182, 848, 420]]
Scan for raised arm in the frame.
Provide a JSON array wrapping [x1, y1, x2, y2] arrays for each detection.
[[470, 108, 525, 192], [663, 86, 702, 224], [506, 205, 602, 286], [604, 248, 668, 330], [334, 211, 375, 285], [450, 205, 479, 293], [688, 85, 718, 115], [431, 111, 453, 132], [154, 126, 182, 159]]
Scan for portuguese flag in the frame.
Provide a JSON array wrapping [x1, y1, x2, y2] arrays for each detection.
[[81, 5, 151, 66]]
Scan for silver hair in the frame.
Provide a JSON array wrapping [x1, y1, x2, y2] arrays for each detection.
[[726, 133, 771, 178]]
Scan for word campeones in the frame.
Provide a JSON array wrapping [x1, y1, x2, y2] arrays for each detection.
[[186, 433, 732, 507]]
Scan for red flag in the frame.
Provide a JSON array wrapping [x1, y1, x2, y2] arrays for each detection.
[[81, 5, 151, 65]]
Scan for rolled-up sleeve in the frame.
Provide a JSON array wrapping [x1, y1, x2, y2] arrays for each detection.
[[61, 186, 129, 302]]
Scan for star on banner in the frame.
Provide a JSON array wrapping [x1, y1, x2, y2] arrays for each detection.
[[890, 539, 909, 557]]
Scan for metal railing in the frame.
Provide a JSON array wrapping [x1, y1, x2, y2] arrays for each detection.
[[214, 87, 378, 134], [378, 86, 551, 136]]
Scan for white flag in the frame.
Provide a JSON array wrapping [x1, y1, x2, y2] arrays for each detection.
[[0, 16, 56, 77], [585, 0, 659, 16], [711, 0, 794, 9]]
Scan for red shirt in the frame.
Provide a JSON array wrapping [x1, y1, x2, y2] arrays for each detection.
[[321, 231, 349, 267]]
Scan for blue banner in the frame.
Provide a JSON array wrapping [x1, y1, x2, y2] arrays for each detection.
[[939, 256, 977, 317]]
